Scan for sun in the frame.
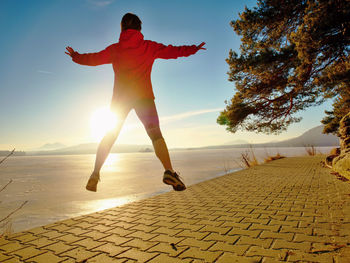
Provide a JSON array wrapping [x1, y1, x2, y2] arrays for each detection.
[[90, 107, 118, 141]]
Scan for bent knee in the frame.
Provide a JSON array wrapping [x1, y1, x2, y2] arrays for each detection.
[[146, 125, 163, 142]]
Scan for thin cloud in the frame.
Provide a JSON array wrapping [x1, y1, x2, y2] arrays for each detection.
[[37, 70, 53, 74], [160, 108, 223, 123], [119, 107, 224, 140], [87, 0, 114, 7]]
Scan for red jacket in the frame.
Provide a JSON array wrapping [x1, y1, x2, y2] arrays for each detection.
[[72, 29, 200, 102]]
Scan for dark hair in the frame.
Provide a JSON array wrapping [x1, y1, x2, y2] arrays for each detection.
[[121, 13, 142, 31]]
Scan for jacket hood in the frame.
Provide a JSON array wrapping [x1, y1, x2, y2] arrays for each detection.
[[119, 29, 144, 48]]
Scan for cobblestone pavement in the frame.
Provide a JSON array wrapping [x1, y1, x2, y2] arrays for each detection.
[[1, 156, 350, 262]]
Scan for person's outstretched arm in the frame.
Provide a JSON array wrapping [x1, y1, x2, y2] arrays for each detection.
[[152, 42, 206, 59], [65, 44, 116, 66]]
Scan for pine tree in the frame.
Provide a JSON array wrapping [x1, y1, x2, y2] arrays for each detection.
[[218, 0, 350, 134]]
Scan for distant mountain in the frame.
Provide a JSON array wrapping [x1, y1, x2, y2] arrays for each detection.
[[28, 143, 154, 155], [267, 125, 339, 147], [187, 125, 339, 150], [37, 142, 66, 151], [223, 139, 250, 145]]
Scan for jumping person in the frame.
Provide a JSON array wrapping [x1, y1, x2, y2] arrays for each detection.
[[65, 13, 206, 192]]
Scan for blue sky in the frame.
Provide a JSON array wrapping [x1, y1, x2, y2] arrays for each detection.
[[0, 0, 333, 150]]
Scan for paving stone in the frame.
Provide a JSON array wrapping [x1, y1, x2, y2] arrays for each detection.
[[271, 239, 312, 252], [71, 237, 107, 249], [287, 250, 334, 262], [130, 224, 158, 233], [105, 227, 135, 237], [60, 218, 80, 227], [81, 230, 111, 240], [152, 221, 180, 229], [1, 256, 23, 263], [216, 252, 262, 263], [95, 219, 118, 226], [236, 236, 273, 248], [175, 229, 210, 239], [221, 222, 250, 229], [241, 217, 270, 224], [245, 246, 287, 260], [45, 224, 71, 232], [203, 233, 239, 243], [87, 253, 126, 262], [116, 248, 158, 262], [147, 242, 187, 257], [279, 225, 312, 235], [41, 241, 77, 254], [178, 247, 222, 262], [208, 241, 250, 255], [151, 215, 177, 222], [88, 224, 116, 233], [59, 246, 99, 261], [85, 254, 125, 263], [268, 219, 298, 227], [261, 257, 286, 263], [59, 257, 76, 263], [178, 238, 215, 250], [259, 231, 294, 241], [55, 233, 85, 244], [27, 251, 64, 263], [73, 221, 96, 229], [26, 226, 50, 235], [293, 233, 332, 243], [10, 246, 45, 260], [99, 234, 131, 245], [0, 237, 11, 247], [0, 241, 27, 253], [149, 234, 184, 244], [147, 254, 191, 263], [41, 230, 66, 239], [127, 230, 158, 241], [0, 253, 14, 262], [228, 228, 261, 238], [249, 223, 280, 232], [151, 226, 181, 236], [63, 226, 91, 236], [175, 218, 200, 225], [26, 237, 57, 248], [92, 242, 130, 256], [11, 233, 38, 243], [195, 219, 223, 227], [121, 238, 157, 251], [198, 225, 231, 235], [132, 218, 159, 226], [110, 221, 137, 230]]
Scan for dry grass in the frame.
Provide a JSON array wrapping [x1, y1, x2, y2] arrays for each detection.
[[241, 146, 259, 168], [304, 145, 317, 156], [264, 153, 286, 163]]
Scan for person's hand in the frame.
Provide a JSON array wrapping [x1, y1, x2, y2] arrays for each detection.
[[197, 42, 206, 50], [65, 46, 76, 57]]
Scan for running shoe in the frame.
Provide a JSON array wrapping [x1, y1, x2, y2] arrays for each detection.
[[86, 173, 100, 192], [163, 170, 186, 191]]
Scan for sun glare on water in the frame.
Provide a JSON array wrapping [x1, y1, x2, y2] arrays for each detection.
[[90, 107, 118, 141]]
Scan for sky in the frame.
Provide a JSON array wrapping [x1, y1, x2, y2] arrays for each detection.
[[0, 0, 334, 151]]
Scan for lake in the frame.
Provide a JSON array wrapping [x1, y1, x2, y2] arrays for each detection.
[[0, 146, 333, 233]]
